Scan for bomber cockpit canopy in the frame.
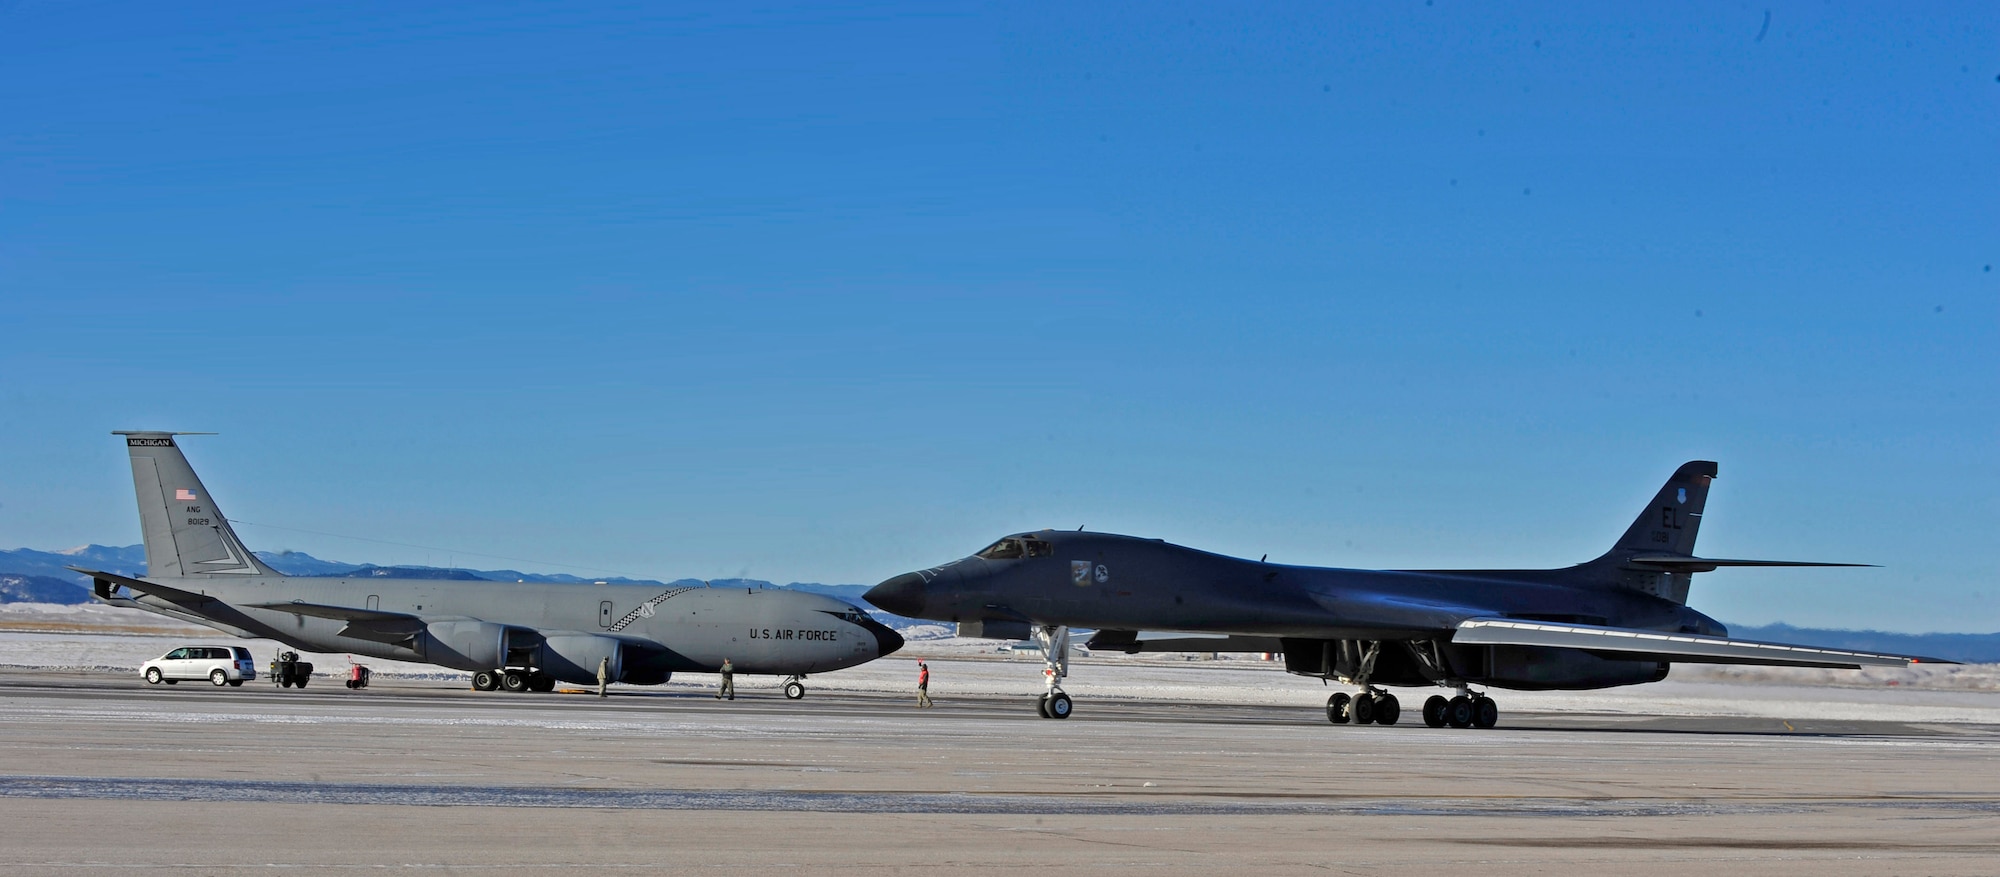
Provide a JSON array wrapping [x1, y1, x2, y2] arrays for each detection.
[[976, 535, 1054, 560]]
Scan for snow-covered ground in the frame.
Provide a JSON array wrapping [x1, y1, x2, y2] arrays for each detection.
[[5, 601, 1997, 723]]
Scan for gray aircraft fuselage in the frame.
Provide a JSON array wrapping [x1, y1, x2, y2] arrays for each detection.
[[86, 432, 901, 689]]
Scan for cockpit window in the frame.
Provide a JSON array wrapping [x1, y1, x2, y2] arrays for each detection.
[[977, 537, 1052, 559]]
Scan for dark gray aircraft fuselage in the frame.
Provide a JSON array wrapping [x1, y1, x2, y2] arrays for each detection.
[[869, 462, 1932, 724]]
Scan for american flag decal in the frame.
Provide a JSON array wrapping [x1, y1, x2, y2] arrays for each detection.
[[176, 489, 198, 501]]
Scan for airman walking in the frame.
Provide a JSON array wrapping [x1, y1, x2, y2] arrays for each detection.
[[717, 658, 735, 700]]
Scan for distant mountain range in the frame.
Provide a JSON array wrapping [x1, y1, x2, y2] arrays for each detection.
[[2, 545, 1994, 661], [0, 544, 880, 617]]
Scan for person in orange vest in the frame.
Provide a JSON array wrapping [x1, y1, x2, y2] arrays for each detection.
[[916, 660, 933, 708]]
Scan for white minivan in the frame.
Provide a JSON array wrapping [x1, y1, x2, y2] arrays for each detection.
[[142, 646, 258, 687]]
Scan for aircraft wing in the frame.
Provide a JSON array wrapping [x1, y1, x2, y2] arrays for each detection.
[[244, 600, 429, 646], [1453, 618, 1947, 669]]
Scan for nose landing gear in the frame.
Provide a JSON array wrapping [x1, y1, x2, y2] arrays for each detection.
[[1033, 625, 1072, 719]]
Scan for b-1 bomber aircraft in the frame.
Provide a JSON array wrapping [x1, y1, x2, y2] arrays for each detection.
[[76, 432, 902, 697], [866, 461, 1943, 726]]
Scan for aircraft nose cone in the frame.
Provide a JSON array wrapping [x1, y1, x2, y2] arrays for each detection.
[[865, 572, 929, 618], [864, 618, 905, 657]]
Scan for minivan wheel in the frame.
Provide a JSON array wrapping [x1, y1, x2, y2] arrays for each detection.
[[144, 667, 162, 685], [211, 669, 229, 686]]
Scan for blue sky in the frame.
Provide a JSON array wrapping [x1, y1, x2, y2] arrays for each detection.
[[2, 2, 1994, 632]]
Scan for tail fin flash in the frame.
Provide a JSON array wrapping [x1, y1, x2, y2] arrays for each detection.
[[1611, 460, 1716, 559], [1584, 461, 1717, 604], [116, 432, 275, 579]]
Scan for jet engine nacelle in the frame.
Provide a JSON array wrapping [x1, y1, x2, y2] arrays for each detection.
[[419, 620, 516, 671], [541, 634, 625, 685], [1463, 644, 1670, 691]]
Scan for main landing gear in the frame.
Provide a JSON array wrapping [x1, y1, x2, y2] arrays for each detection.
[[472, 669, 556, 693], [1320, 641, 1501, 729], [1420, 687, 1499, 729], [783, 675, 808, 700], [1032, 625, 1073, 719], [1327, 688, 1401, 725]]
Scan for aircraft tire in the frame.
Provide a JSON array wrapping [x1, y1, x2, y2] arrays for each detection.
[[1036, 695, 1051, 718], [1375, 693, 1401, 726], [227, 679, 243, 687], [1351, 693, 1377, 725], [501, 671, 529, 693], [144, 668, 162, 685], [211, 670, 229, 687], [529, 675, 556, 693], [1422, 695, 1449, 728], [1326, 692, 1351, 724], [164, 679, 177, 685], [294, 675, 308, 689], [471, 671, 500, 691], [1046, 692, 1073, 719], [784, 681, 805, 700], [1447, 695, 1474, 728], [1472, 697, 1499, 729]]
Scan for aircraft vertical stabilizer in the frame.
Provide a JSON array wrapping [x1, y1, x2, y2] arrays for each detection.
[[115, 431, 276, 579], [1578, 460, 1717, 604]]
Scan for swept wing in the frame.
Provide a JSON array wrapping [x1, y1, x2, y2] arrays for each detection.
[[1454, 618, 1946, 669]]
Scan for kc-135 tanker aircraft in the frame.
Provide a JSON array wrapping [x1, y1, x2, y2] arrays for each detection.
[[867, 461, 1944, 726], [75, 432, 902, 697]]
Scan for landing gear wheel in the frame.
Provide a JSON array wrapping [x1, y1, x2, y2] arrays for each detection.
[[1374, 693, 1401, 726], [211, 669, 229, 687], [529, 674, 556, 693], [227, 679, 242, 687], [1045, 691, 1072, 720], [345, 680, 357, 689], [293, 675, 308, 689], [1422, 695, 1450, 728], [1447, 695, 1474, 728], [1472, 696, 1499, 729], [471, 670, 500, 691], [1036, 695, 1051, 718], [1350, 692, 1377, 725], [784, 681, 805, 700], [145, 668, 162, 685], [1327, 692, 1351, 724], [501, 671, 529, 693]]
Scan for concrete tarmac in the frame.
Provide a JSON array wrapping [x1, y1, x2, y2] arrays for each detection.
[[1, 669, 1996, 875]]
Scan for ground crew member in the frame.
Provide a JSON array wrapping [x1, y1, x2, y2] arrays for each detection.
[[916, 660, 932, 708], [597, 656, 610, 698], [717, 658, 735, 700]]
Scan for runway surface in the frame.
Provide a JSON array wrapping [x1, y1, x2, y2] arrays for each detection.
[[1, 669, 1997, 875]]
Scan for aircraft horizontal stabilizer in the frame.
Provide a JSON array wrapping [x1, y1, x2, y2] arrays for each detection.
[[1454, 618, 1945, 669], [69, 567, 217, 606], [1624, 554, 1877, 573]]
